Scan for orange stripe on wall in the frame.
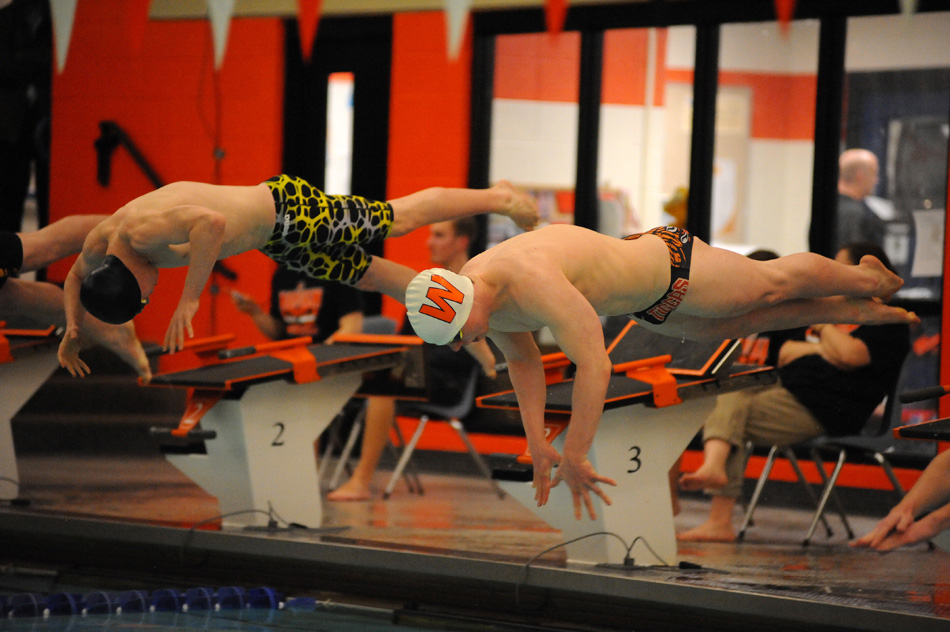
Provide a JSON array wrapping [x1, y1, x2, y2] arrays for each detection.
[[602, 28, 668, 107], [721, 71, 816, 141], [662, 69, 816, 141], [494, 32, 580, 103]]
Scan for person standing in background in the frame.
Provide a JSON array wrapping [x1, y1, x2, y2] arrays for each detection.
[[837, 149, 887, 249], [0, 0, 52, 236]]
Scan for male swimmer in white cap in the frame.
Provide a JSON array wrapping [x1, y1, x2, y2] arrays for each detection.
[[406, 223, 916, 521]]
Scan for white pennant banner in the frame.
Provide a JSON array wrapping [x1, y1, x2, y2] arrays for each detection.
[[444, 0, 471, 60], [206, 0, 236, 69], [49, 0, 79, 72]]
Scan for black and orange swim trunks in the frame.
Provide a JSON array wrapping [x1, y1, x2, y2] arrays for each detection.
[[624, 226, 693, 325]]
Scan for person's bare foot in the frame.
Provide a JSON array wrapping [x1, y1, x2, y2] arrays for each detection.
[[496, 180, 539, 231], [858, 254, 903, 299], [677, 521, 736, 542], [679, 464, 728, 492], [83, 318, 152, 381], [326, 479, 371, 502], [838, 296, 918, 326]]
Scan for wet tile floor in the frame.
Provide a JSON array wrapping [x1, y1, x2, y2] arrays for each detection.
[[7, 452, 950, 623]]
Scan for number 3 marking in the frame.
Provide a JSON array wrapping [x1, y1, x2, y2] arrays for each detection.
[[627, 446, 641, 473]]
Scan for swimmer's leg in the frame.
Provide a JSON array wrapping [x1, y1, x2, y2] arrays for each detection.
[[638, 296, 917, 343], [387, 181, 538, 236], [0, 278, 151, 380], [682, 240, 903, 318], [18, 215, 109, 272]]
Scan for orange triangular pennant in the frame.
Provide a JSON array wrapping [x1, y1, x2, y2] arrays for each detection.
[[297, 0, 322, 62], [545, 0, 567, 36]]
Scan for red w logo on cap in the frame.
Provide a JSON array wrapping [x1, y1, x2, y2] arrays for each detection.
[[420, 274, 464, 323]]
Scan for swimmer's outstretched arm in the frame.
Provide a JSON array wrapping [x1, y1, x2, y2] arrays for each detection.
[[852, 450, 950, 551], [58, 258, 93, 377], [143, 206, 226, 352], [545, 307, 617, 520], [490, 330, 554, 494]]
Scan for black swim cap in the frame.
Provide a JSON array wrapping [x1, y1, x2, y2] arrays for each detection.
[[80, 255, 146, 324]]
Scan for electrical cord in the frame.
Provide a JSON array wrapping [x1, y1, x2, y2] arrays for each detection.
[[180, 509, 281, 564], [0, 475, 29, 505], [514, 531, 679, 608], [0, 475, 20, 492]]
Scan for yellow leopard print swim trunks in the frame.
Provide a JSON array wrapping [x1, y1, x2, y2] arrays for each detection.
[[260, 175, 394, 285]]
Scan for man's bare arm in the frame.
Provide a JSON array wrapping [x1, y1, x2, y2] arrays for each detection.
[[58, 259, 93, 377], [126, 205, 226, 351]]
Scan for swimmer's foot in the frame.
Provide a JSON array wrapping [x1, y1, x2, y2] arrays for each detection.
[[859, 255, 903, 300], [677, 520, 736, 543], [83, 318, 152, 382], [679, 465, 728, 492], [838, 297, 919, 326], [326, 479, 372, 502], [496, 180, 539, 231]]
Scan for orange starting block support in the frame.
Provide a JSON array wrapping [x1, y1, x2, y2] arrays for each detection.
[[613, 354, 681, 408]]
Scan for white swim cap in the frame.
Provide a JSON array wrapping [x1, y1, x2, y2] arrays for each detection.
[[406, 268, 474, 345]]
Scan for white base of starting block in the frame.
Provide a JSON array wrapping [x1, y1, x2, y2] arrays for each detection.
[[0, 349, 61, 501], [498, 398, 714, 566], [166, 372, 362, 529]]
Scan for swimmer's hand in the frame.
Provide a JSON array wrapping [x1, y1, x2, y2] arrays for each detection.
[[551, 455, 617, 521], [164, 297, 199, 352], [531, 442, 562, 509], [58, 328, 90, 378], [851, 503, 941, 552]]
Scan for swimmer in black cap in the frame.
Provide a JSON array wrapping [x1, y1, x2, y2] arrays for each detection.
[[58, 177, 538, 377], [79, 255, 149, 325], [1, 216, 151, 380]]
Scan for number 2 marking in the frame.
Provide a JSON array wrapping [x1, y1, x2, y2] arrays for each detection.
[[272, 422, 285, 447]]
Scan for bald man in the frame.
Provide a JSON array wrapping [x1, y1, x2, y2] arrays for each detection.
[[837, 148, 887, 248]]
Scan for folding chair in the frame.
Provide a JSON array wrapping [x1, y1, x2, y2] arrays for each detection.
[[384, 365, 505, 500], [321, 315, 423, 494], [738, 355, 909, 545]]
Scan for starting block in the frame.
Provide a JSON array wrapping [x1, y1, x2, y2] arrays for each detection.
[[481, 322, 774, 566], [147, 336, 408, 529], [0, 325, 61, 501]]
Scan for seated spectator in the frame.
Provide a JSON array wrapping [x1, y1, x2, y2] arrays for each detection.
[[231, 266, 363, 343], [677, 242, 910, 542]]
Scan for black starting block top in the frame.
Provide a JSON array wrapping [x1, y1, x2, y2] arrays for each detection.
[[894, 417, 950, 441], [479, 364, 775, 413], [607, 321, 741, 377], [148, 342, 403, 390], [479, 322, 767, 413]]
